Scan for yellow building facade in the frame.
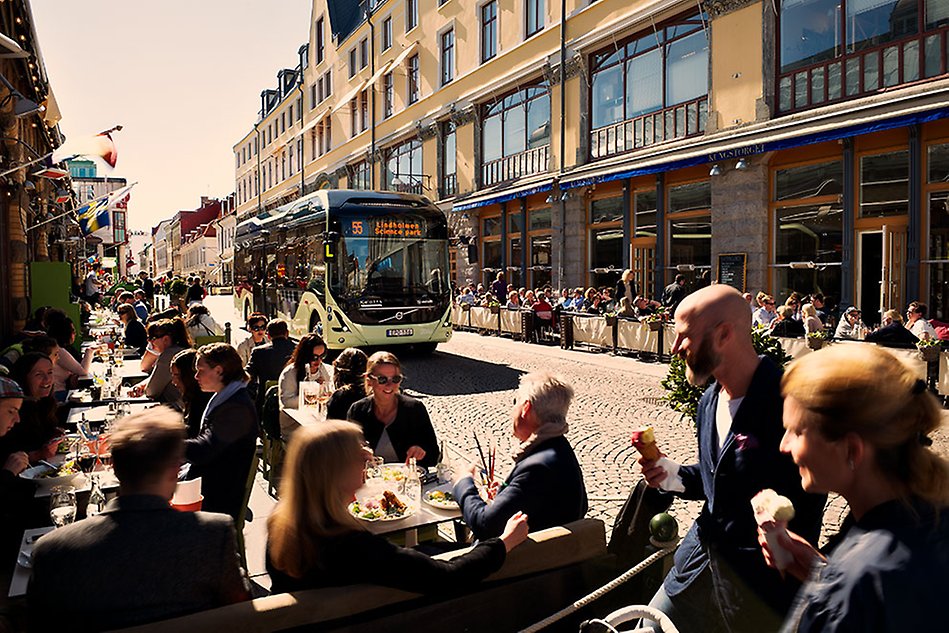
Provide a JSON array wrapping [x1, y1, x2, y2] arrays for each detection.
[[235, 0, 949, 325]]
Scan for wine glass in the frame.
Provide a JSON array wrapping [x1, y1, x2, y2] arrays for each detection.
[[49, 486, 77, 528], [316, 382, 333, 409]]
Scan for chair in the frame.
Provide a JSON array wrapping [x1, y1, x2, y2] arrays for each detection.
[[193, 335, 226, 348], [235, 453, 260, 571], [260, 383, 283, 498]]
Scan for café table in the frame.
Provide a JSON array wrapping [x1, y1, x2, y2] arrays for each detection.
[[65, 402, 153, 427], [355, 478, 463, 548], [87, 361, 148, 386], [8, 527, 54, 598], [282, 406, 326, 429], [66, 388, 150, 406]]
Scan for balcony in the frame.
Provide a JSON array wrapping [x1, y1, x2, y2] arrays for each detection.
[[440, 173, 457, 200], [590, 97, 708, 160], [482, 145, 549, 187], [778, 27, 949, 114]]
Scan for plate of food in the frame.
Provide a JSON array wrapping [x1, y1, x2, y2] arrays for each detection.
[[379, 463, 426, 482], [423, 488, 459, 510], [349, 490, 414, 522], [19, 459, 83, 491]]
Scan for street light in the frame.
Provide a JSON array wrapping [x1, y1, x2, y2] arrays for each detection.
[[0, 71, 44, 118]]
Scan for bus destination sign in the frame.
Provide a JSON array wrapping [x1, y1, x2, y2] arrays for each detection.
[[346, 218, 424, 238]]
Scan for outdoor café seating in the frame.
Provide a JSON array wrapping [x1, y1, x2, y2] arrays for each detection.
[[112, 518, 609, 633]]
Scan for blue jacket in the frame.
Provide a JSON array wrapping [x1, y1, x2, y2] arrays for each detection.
[[665, 357, 826, 626], [453, 435, 588, 539]]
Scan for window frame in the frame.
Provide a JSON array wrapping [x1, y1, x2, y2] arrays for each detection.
[[407, 54, 420, 104], [406, 0, 419, 32], [525, 0, 545, 39], [315, 16, 325, 64], [481, 1, 498, 64], [440, 27, 456, 86], [382, 16, 393, 51]]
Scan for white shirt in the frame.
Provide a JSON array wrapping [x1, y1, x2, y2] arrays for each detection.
[[374, 428, 399, 463], [715, 391, 744, 449], [910, 318, 937, 340]]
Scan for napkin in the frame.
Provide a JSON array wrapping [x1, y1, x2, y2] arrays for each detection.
[[172, 478, 202, 505]]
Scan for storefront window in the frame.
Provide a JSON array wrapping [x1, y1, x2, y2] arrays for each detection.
[[668, 181, 711, 213], [530, 235, 552, 289], [591, 196, 624, 224], [928, 143, 949, 183], [483, 241, 502, 284], [529, 208, 552, 230], [590, 227, 623, 287], [510, 237, 523, 287], [774, 203, 843, 298], [775, 160, 843, 200], [509, 213, 524, 234], [483, 216, 502, 237], [928, 190, 949, 319], [847, 0, 918, 53], [634, 190, 658, 238], [860, 151, 909, 217], [668, 215, 711, 284]]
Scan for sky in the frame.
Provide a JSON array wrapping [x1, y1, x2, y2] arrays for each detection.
[[31, 0, 313, 233]]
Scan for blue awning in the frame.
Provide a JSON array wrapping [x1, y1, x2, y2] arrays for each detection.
[[561, 93, 949, 190], [452, 177, 554, 212]]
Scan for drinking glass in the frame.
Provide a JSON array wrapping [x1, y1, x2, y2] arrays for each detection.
[[365, 456, 384, 480], [49, 487, 77, 528]]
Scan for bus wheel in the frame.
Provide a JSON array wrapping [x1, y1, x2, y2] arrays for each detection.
[[415, 342, 437, 354]]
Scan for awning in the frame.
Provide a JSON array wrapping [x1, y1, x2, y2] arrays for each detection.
[[383, 41, 419, 76], [366, 58, 395, 88], [330, 79, 368, 115], [300, 107, 330, 135], [452, 175, 555, 212], [562, 85, 949, 189]]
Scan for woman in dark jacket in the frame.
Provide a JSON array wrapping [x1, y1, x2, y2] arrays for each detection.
[[185, 343, 257, 521], [266, 421, 529, 594], [346, 351, 439, 468], [117, 304, 147, 355], [170, 349, 212, 439], [325, 348, 368, 420], [0, 353, 63, 462]]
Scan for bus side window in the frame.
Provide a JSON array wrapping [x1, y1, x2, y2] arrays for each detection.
[[306, 233, 327, 297]]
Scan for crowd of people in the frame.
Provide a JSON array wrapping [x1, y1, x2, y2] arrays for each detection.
[[0, 269, 946, 632]]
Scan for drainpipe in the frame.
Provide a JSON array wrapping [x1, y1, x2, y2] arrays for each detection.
[[368, 9, 377, 190], [557, 0, 567, 288], [253, 122, 262, 216], [298, 81, 305, 196]]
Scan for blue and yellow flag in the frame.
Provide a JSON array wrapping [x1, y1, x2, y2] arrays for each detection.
[[75, 183, 135, 235]]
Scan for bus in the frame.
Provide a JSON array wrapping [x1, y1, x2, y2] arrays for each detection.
[[233, 190, 453, 352]]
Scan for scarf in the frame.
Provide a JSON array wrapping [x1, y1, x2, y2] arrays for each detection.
[[512, 419, 569, 462], [200, 380, 246, 431]]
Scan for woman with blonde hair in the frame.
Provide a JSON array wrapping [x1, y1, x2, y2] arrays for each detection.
[[266, 421, 529, 593], [800, 303, 823, 335], [760, 344, 949, 631], [347, 351, 439, 467]]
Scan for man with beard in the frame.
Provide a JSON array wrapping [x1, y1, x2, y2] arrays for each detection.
[[639, 285, 825, 633]]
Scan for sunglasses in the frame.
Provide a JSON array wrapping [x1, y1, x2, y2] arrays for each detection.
[[310, 352, 326, 360], [369, 374, 404, 385], [250, 325, 266, 332]]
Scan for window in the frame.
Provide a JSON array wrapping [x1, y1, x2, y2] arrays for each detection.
[[296, 98, 302, 122], [590, 13, 708, 158], [349, 48, 357, 78], [324, 70, 332, 97], [775, 161, 843, 201], [441, 121, 457, 198], [860, 151, 909, 217], [383, 72, 394, 118], [360, 38, 368, 69], [325, 118, 332, 152], [591, 197, 624, 223], [926, 143, 949, 319], [382, 16, 392, 50], [350, 99, 358, 137], [281, 112, 286, 134], [407, 0, 418, 31], [481, 1, 498, 63], [289, 104, 294, 124], [482, 81, 551, 185], [385, 138, 423, 193], [526, 0, 544, 37], [407, 54, 420, 104], [351, 161, 371, 190], [310, 83, 317, 108], [778, 0, 949, 111], [668, 181, 711, 213], [634, 190, 657, 238], [441, 29, 455, 86], [316, 17, 324, 63], [359, 89, 369, 132]]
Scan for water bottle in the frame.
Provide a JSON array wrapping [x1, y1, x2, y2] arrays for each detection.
[[87, 474, 106, 517], [405, 457, 422, 514], [101, 368, 112, 400]]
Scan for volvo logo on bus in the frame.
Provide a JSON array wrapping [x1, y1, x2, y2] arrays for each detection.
[[395, 311, 404, 321]]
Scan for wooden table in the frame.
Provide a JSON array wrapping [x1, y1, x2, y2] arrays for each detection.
[[8, 527, 54, 598]]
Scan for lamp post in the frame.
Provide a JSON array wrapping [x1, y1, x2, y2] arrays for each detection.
[[260, 229, 271, 317]]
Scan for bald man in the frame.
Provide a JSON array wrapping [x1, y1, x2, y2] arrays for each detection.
[[640, 285, 825, 633]]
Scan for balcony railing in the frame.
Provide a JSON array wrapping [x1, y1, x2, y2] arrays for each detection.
[[778, 27, 949, 113], [482, 145, 549, 187], [440, 173, 457, 200], [590, 97, 708, 160]]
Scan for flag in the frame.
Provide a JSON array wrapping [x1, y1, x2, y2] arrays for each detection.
[[75, 183, 136, 235], [53, 132, 118, 168]]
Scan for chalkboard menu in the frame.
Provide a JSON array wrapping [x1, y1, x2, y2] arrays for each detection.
[[717, 252, 747, 291]]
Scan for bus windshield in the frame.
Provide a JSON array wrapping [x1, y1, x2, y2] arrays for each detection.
[[333, 211, 450, 310]]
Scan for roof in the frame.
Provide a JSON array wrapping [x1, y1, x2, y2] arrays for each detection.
[[327, 0, 363, 43]]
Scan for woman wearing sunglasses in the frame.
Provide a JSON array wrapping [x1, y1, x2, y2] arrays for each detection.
[[346, 351, 440, 467], [279, 334, 332, 439], [236, 313, 268, 366]]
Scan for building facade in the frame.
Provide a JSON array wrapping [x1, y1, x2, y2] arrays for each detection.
[[68, 160, 131, 276], [211, 193, 237, 287], [180, 223, 218, 280], [233, 0, 949, 326]]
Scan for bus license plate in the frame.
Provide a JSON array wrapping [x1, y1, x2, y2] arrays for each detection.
[[386, 328, 414, 337]]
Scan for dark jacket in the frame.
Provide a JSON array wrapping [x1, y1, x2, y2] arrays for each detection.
[[183, 389, 213, 439], [245, 338, 296, 403], [615, 279, 638, 305], [184, 388, 258, 520], [865, 322, 919, 348], [266, 530, 505, 595], [661, 282, 687, 315], [325, 385, 365, 421], [347, 394, 440, 468], [453, 435, 588, 540], [123, 318, 147, 354], [770, 318, 805, 337], [788, 498, 949, 632], [28, 495, 249, 631], [666, 357, 826, 630]]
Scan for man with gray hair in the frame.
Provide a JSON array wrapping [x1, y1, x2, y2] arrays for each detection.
[[452, 372, 588, 539]]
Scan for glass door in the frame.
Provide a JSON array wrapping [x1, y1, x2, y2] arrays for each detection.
[[857, 231, 883, 326], [881, 224, 906, 321]]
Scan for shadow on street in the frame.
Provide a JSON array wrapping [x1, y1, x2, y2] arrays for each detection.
[[399, 350, 525, 397]]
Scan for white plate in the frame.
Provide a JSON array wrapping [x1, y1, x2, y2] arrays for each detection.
[[423, 489, 459, 510], [19, 464, 83, 491], [349, 493, 415, 522]]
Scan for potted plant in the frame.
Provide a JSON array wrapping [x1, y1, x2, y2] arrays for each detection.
[[643, 308, 667, 331], [917, 336, 941, 363], [604, 311, 618, 327], [806, 330, 828, 350], [461, 302, 471, 312], [487, 300, 501, 315]]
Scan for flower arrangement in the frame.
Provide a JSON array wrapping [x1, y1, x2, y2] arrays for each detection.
[[642, 307, 669, 331], [806, 329, 828, 350], [917, 336, 941, 362]]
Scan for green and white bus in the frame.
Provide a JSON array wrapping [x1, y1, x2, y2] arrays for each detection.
[[233, 190, 452, 351]]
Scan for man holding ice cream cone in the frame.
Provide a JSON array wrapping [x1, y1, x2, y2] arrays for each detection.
[[638, 285, 825, 633]]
